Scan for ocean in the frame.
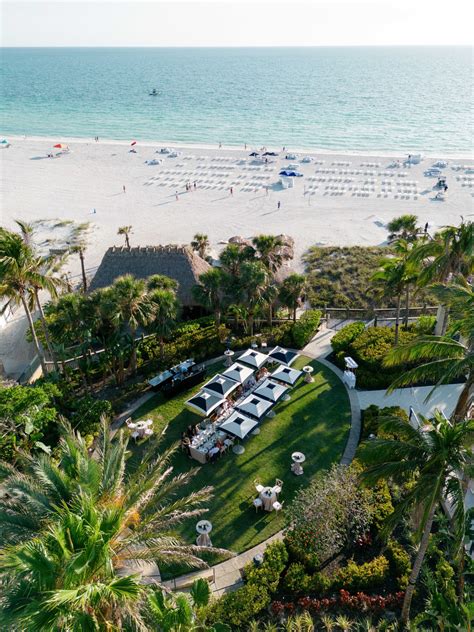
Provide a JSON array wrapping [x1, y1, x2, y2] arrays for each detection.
[[0, 46, 472, 154]]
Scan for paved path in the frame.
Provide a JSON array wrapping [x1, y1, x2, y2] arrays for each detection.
[[357, 384, 464, 419]]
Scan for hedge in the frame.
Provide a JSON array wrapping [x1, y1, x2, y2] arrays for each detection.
[[334, 556, 390, 591], [209, 541, 287, 628], [291, 309, 322, 348], [331, 322, 366, 354]]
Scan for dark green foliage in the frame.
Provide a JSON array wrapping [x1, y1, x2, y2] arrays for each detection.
[[209, 542, 287, 628], [68, 396, 113, 438], [332, 325, 418, 389], [385, 538, 411, 590], [331, 322, 366, 354], [291, 309, 321, 348], [334, 556, 390, 591], [0, 383, 60, 460], [361, 405, 409, 440], [369, 480, 394, 534]]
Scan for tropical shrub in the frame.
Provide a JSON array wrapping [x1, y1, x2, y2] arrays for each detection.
[[361, 404, 409, 440], [330, 322, 365, 354], [413, 315, 436, 335], [271, 590, 404, 616], [291, 309, 321, 348], [68, 396, 113, 437], [282, 563, 312, 595], [243, 541, 288, 592], [0, 383, 60, 460], [335, 556, 390, 591], [368, 479, 394, 534], [209, 584, 270, 628], [386, 539, 411, 590]]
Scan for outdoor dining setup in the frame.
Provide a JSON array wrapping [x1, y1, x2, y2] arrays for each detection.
[[183, 346, 303, 464]]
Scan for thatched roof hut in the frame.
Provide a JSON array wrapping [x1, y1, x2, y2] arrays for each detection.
[[89, 245, 211, 307]]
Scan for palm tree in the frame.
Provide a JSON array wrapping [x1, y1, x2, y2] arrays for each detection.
[[65, 222, 92, 293], [192, 268, 226, 329], [147, 274, 179, 292], [358, 412, 474, 626], [118, 225, 133, 248], [0, 228, 47, 373], [111, 274, 154, 374], [387, 214, 420, 243], [371, 255, 407, 345], [252, 234, 286, 275], [219, 243, 248, 277], [238, 261, 270, 336], [392, 239, 420, 328], [0, 420, 227, 628], [384, 278, 473, 421], [191, 233, 210, 260], [409, 220, 473, 334], [279, 273, 307, 322], [148, 288, 180, 358]]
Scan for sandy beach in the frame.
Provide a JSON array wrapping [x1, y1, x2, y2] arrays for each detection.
[[1, 136, 473, 280]]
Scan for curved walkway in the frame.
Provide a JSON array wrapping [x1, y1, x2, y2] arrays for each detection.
[[160, 328, 362, 596]]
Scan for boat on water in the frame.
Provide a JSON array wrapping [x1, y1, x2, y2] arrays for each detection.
[[149, 88, 159, 96]]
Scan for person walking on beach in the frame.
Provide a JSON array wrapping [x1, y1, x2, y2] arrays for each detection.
[[230, 187, 233, 196], [176, 191, 179, 201], [193, 181, 197, 190], [424, 222, 429, 234], [219, 142, 222, 149], [277, 200, 281, 210], [123, 185, 126, 193], [266, 186, 269, 195], [244, 143, 247, 150]]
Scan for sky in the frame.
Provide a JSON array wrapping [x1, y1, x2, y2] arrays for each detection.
[[1, 0, 474, 47]]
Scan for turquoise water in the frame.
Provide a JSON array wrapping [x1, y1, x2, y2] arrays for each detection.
[[0, 47, 472, 153]]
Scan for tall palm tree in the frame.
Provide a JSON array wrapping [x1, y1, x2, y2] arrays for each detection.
[[219, 243, 248, 277], [279, 273, 307, 322], [192, 268, 226, 329], [148, 288, 180, 358], [0, 228, 47, 373], [384, 278, 473, 421], [251, 234, 286, 275], [238, 261, 270, 336], [358, 412, 474, 626], [111, 274, 154, 374], [15, 219, 68, 372], [371, 255, 407, 345], [64, 222, 92, 293], [117, 225, 133, 248], [409, 220, 473, 334], [191, 233, 210, 260], [0, 419, 226, 582]]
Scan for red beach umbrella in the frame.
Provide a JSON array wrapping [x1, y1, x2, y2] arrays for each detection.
[[54, 143, 68, 149], [131, 141, 137, 146]]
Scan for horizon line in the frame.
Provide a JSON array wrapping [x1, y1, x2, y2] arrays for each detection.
[[2, 44, 472, 49]]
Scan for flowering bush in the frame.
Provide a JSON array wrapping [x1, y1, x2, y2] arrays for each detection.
[[271, 590, 404, 616], [284, 465, 372, 570]]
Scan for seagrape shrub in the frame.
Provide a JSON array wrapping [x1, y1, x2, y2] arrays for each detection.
[[331, 321, 365, 354], [291, 309, 322, 348]]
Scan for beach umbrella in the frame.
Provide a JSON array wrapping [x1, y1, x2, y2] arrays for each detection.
[[253, 378, 288, 403], [238, 348, 268, 370], [1, 139, 9, 145], [279, 169, 303, 177], [53, 143, 68, 149], [203, 374, 239, 398], [268, 346, 299, 366], [219, 411, 258, 440], [185, 390, 225, 417], [222, 362, 254, 384], [249, 151, 260, 157], [236, 394, 273, 420], [271, 364, 303, 386], [131, 140, 137, 146]]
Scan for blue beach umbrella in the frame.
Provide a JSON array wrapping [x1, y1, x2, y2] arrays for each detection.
[[279, 169, 303, 177], [1, 139, 9, 145]]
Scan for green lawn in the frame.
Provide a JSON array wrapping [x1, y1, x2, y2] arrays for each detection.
[[128, 356, 351, 577]]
